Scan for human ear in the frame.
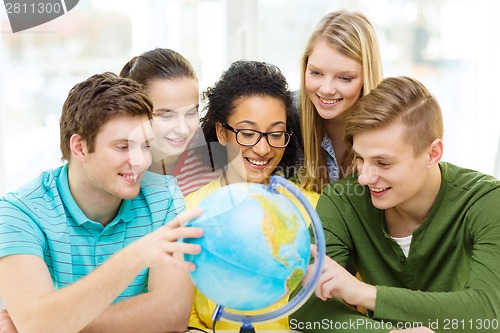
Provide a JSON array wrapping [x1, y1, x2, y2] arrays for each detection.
[[426, 139, 443, 167], [69, 134, 87, 162], [215, 122, 227, 146]]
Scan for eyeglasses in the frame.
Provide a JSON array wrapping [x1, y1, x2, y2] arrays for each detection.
[[222, 122, 292, 148]]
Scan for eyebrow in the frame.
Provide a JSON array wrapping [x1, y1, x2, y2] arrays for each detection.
[[234, 120, 286, 127], [153, 104, 198, 114], [353, 150, 393, 159], [307, 63, 359, 75]]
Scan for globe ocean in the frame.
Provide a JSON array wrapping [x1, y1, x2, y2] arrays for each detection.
[[184, 182, 311, 311]]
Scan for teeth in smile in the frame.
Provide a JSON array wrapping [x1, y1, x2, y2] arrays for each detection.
[[122, 174, 138, 180], [248, 159, 269, 166], [320, 97, 341, 104], [166, 138, 187, 142], [371, 187, 386, 193]]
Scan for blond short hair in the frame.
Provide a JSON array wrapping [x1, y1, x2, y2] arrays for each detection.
[[345, 76, 444, 157]]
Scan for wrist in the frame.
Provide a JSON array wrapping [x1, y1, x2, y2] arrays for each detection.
[[359, 283, 377, 311]]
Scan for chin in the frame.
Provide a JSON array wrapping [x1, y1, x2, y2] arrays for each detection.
[[159, 142, 187, 156], [119, 187, 142, 200], [248, 174, 272, 184], [372, 200, 397, 210]]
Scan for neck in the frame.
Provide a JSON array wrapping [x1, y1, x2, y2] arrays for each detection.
[[148, 159, 174, 175], [219, 167, 246, 187], [385, 165, 442, 237], [67, 163, 121, 226], [324, 118, 347, 144]]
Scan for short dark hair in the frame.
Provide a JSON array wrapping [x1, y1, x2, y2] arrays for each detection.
[[59, 72, 153, 161]]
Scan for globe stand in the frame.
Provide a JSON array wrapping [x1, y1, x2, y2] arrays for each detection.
[[212, 305, 256, 333], [239, 322, 256, 333], [210, 176, 326, 332]]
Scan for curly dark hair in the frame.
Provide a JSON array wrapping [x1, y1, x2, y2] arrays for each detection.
[[200, 60, 300, 178]]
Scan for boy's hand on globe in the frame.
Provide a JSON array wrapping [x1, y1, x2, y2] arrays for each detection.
[[125, 208, 204, 272], [302, 244, 320, 287], [308, 246, 377, 311]]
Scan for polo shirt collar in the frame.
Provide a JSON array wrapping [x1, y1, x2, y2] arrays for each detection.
[[56, 164, 133, 226]]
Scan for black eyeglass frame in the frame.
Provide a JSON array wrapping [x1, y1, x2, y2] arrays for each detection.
[[221, 122, 293, 148]]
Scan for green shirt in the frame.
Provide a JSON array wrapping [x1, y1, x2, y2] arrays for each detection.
[[290, 162, 500, 332]]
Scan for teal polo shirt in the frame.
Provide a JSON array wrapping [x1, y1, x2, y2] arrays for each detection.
[[0, 164, 185, 302]]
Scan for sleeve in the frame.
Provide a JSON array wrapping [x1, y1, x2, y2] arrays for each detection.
[[290, 190, 392, 333], [374, 188, 500, 332], [316, 190, 353, 269], [188, 288, 210, 330], [289, 295, 392, 333], [0, 198, 45, 258], [188, 302, 207, 330]]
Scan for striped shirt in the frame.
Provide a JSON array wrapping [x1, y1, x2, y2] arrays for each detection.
[[0, 164, 184, 302], [173, 148, 221, 196]]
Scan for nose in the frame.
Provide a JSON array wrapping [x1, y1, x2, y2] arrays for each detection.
[[319, 77, 337, 95], [129, 146, 151, 174], [173, 117, 190, 136], [252, 135, 272, 156], [357, 163, 378, 186]]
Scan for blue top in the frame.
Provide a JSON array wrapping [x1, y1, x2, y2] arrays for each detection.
[[0, 164, 184, 302], [320, 135, 339, 181]]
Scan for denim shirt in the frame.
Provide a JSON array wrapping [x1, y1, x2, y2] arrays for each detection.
[[321, 135, 339, 181]]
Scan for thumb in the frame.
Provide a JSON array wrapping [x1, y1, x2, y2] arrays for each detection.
[[166, 208, 203, 229], [310, 244, 318, 258]]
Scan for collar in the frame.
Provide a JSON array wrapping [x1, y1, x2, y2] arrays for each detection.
[[56, 164, 133, 226], [321, 135, 336, 158]]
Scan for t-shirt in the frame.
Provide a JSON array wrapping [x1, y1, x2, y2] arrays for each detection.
[[0, 164, 184, 302]]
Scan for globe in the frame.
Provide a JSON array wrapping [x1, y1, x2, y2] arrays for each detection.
[[184, 176, 325, 329]]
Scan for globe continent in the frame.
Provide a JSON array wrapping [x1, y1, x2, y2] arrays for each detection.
[[184, 182, 311, 311]]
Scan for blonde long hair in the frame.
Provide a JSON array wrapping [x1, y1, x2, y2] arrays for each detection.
[[299, 10, 383, 192]]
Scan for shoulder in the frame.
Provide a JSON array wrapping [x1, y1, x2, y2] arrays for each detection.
[[441, 162, 500, 200], [185, 178, 221, 209], [317, 177, 373, 220], [298, 188, 320, 208], [138, 172, 185, 220], [320, 176, 368, 200], [0, 167, 64, 217], [140, 171, 180, 196]]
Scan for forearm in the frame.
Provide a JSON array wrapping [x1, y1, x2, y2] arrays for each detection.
[[14, 248, 142, 333], [82, 253, 195, 333], [81, 282, 194, 333], [374, 286, 498, 332]]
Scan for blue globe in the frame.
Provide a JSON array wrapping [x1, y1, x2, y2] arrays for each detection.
[[184, 181, 311, 311], [184, 176, 326, 328]]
